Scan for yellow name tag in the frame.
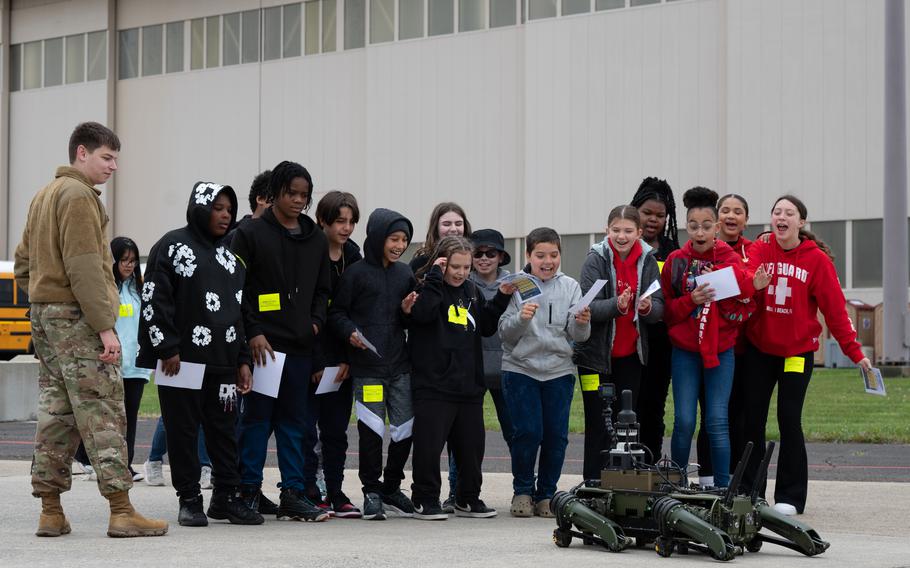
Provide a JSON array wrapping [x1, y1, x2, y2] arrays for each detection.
[[119, 304, 134, 318], [362, 384, 383, 403], [580, 374, 600, 392], [784, 356, 805, 374], [258, 293, 281, 312], [448, 305, 468, 326], [656, 260, 666, 274]]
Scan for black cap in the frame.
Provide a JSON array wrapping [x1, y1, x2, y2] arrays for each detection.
[[471, 229, 511, 266]]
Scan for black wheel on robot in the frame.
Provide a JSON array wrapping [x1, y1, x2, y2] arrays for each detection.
[[553, 528, 573, 548]]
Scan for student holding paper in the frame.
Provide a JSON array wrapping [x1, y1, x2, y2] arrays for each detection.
[[138, 181, 261, 527], [573, 206, 664, 480], [660, 187, 753, 489], [230, 161, 332, 522], [741, 195, 870, 516]]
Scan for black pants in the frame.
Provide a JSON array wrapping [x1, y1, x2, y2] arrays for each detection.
[[637, 325, 672, 464], [580, 356, 642, 480], [411, 399, 485, 504], [302, 378, 354, 496], [159, 372, 241, 498], [741, 346, 814, 513], [75, 379, 145, 471]]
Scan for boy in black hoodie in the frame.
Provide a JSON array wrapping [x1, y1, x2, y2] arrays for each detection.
[[328, 208, 417, 520], [138, 181, 262, 527], [230, 161, 332, 522]]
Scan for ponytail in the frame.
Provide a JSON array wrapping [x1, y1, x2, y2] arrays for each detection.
[[799, 228, 834, 261]]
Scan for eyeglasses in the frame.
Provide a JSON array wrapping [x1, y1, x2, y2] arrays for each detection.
[[473, 250, 499, 259], [119, 258, 138, 266], [686, 222, 717, 233]]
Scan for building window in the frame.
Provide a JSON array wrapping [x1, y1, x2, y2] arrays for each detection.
[[852, 219, 882, 288], [223, 13, 241, 66], [490, 0, 515, 27], [529, 0, 557, 19], [346, 0, 366, 48], [242, 9, 260, 63], [118, 29, 139, 79], [190, 19, 204, 69], [305, 1, 320, 54], [597, 0, 625, 8], [429, 0, 454, 36], [65, 34, 85, 84], [631, 0, 659, 6], [811, 221, 847, 285], [10, 44, 21, 91], [166, 21, 185, 73], [743, 224, 766, 242], [264, 6, 282, 60], [322, 0, 337, 52], [44, 37, 63, 87], [459, 0, 484, 31], [87, 31, 107, 80], [206, 16, 220, 67], [370, 0, 393, 45], [283, 3, 302, 57], [563, 0, 590, 15], [142, 25, 163, 76], [399, 0, 424, 39], [560, 234, 590, 281]]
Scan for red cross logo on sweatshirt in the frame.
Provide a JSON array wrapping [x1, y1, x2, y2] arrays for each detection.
[[768, 276, 793, 305]]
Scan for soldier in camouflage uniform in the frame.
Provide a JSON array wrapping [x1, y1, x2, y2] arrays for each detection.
[[14, 122, 167, 538]]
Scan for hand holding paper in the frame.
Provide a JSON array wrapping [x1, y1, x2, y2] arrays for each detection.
[[315, 366, 343, 395], [570, 279, 608, 315], [694, 266, 741, 302], [252, 351, 287, 398]]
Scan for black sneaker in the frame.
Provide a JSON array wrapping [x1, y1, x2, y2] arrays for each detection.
[[277, 488, 330, 522], [241, 485, 280, 516], [257, 491, 280, 515], [178, 494, 209, 527], [413, 499, 449, 521], [362, 492, 386, 521], [441, 494, 456, 514], [329, 491, 363, 519], [380, 489, 415, 517], [207, 488, 265, 525], [454, 498, 497, 518]]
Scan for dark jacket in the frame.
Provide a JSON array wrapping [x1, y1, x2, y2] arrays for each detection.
[[137, 182, 249, 374], [573, 239, 664, 375], [409, 265, 510, 403], [222, 213, 254, 248], [229, 207, 331, 356], [313, 239, 363, 371], [328, 209, 416, 378], [468, 268, 509, 389]]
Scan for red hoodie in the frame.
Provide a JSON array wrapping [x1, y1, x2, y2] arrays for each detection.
[[745, 237, 863, 362], [610, 239, 642, 358], [661, 240, 753, 368], [725, 234, 754, 355]]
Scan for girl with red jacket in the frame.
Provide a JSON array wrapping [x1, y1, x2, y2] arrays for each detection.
[[742, 195, 870, 516], [661, 187, 752, 488]]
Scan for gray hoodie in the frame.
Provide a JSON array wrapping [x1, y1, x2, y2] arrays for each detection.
[[469, 268, 510, 389], [499, 270, 590, 381]]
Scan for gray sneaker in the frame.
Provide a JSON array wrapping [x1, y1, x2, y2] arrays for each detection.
[[144, 460, 165, 486], [199, 465, 213, 490], [441, 495, 455, 514], [362, 492, 386, 521], [380, 489, 414, 517]]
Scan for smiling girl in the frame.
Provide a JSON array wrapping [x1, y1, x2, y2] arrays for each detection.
[[410, 203, 472, 273]]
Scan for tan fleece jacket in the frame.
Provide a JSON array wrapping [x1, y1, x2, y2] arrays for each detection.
[[14, 166, 118, 332]]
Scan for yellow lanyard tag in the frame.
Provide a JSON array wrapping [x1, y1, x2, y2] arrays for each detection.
[[362, 384, 383, 403], [258, 293, 281, 312], [448, 305, 469, 326], [656, 260, 666, 274], [783, 356, 805, 374], [118, 303, 134, 318], [580, 374, 600, 392]]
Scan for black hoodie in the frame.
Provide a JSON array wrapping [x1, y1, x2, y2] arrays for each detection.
[[328, 208, 415, 378], [312, 238, 362, 371], [137, 182, 249, 374], [229, 207, 331, 356]]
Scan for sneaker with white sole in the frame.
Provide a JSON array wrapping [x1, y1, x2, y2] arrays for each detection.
[[144, 460, 165, 486], [441, 494, 455, 514], [380, 489, 415, 517], [199, 465, 213, 490], [454, 499, 497, 518], [773, 502, 798, 516], [74, 462, 96, 481], [362, 492, 386, 521], [413, 500, 448, 521], [131, 469, 145, 482]]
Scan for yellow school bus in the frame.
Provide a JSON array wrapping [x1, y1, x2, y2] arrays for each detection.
[[0, 261, 32, 354]]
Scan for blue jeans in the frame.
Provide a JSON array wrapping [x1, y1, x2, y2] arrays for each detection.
[[670, 347, 734, 487], [148, 416, 211, 467], [501, 371, 574, 501]]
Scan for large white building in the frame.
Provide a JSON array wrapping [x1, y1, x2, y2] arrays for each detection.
[[1, 0, 907, 303]]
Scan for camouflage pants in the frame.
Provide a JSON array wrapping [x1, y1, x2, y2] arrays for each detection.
[[30, 303, 133, 497]]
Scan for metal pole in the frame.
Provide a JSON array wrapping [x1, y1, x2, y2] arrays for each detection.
[[882, 0, 909, 364]]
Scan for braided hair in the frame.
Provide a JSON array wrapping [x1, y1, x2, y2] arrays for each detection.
[[266, 160, 314, 212], [630, 176, 679, 247]]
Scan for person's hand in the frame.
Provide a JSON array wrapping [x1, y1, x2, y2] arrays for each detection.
[[311, 369, 324, 384], [638, 295, 652, 315], [520, 302, 539, 321], [858, 357, 872, 371], [249, 334, 275, 367], [336, 362, 350, 382], [237, 364, 252, 394], [753, 265, 772, 291], [98, 329, 121, 364], [617, 286, 632, 313], [401, 291, 418, 315], [690, 283, 715, 305], [162, 354, 181, 377], [312, 323, 319, 336], [574, 306, 591, 325], [499, 282, 518, 295], [433, 257, 447, 270], [350, 331, 367, 350]]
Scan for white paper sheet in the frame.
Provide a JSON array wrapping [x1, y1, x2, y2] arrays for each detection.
[[356, 330, 383, 358], [252, 351, 287, 398], [640, 279, 661, 300], [154, 360, 206, 390], [570, 279, 608, 315], [315, 366, 343, 395], [862, 367, 887, 396], [694, 266, 741, 302]]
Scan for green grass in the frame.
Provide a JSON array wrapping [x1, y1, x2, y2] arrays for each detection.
[[141, 368, 910, 444]]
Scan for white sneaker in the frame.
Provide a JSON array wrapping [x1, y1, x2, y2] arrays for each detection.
[[132, 469, 145, 482], [75, 462, 97, 481], [199, 465, 213, 490], [144, 460, 165, 486], [773, 502, 798, 516]]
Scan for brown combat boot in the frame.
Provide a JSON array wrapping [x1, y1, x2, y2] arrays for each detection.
[[105, 490, 168, 537], [36, 493, 71, 537]]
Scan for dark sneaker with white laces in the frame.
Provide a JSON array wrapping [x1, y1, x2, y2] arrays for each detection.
[[330, 492, 362, 519], [380, 489, 415, 517], [441, 494, 455, 514], [413, 500, 449, 521], [207, 488, 265, 525], [362, 492, 386, 521], [178, 494, 208, 527], [454, 499, 498, 518], [277, 488, 330, 522]]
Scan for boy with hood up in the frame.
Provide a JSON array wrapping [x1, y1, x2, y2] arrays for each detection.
[[328, 208, 417, 520], [138, 181, 262, 527]]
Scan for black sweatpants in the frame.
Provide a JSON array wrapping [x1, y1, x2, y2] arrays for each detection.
[[637, 325, 672, 464], [302, 378, 354, 496], [411, 399, 485, 504], [580, 355, 642, 480], [158, 372, 241, 498], [741, 346, 814, 513], [75, 378, 145, 471]]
